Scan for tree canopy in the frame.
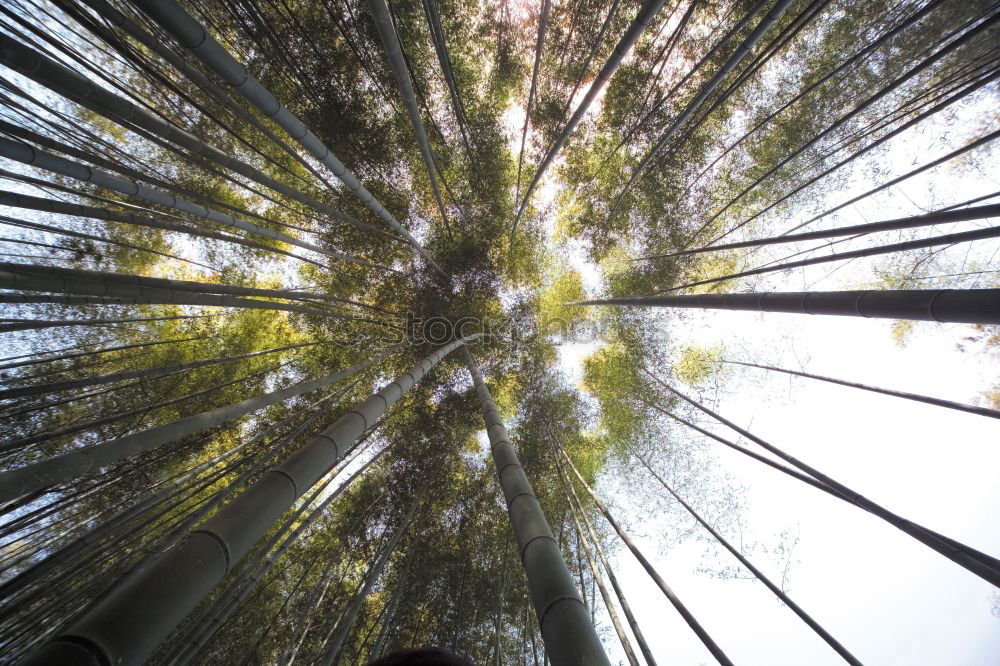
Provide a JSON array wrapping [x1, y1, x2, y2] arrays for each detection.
[[0, 0, 998, 663]]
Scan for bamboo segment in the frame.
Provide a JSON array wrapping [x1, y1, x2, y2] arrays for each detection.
[[0, 189, 328, 269], [367, 0, 450, 233], [369, 538, 415, 660], [463, 347, 610, 666], [572, 289, 1000, 324], [0, 385, 318, 607], [619, 0, 766, 152], [514, 0, 669, 225], [422, 0, 477, 171], [563, 475, 640, 666], [170, 441, 387, 664], [0, 117, 296, 235], [0, 284, 361, 322], [130, 0, 447, 276], [515, 0, 551, 203], [0, 346, 401, 503]]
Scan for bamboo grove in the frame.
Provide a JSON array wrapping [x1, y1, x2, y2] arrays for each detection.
[[0, 0, 997, 663]]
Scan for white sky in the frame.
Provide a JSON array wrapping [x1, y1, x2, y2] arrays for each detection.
[[540, 52, 1000, 666], [582, 311, 1000, 666]]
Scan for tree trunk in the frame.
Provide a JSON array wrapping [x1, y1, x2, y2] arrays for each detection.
[[282, 560, 339, 665], [573, 288, 1000, 325], [783, 126, 1000, 237], [0, 361, 278, 453], [76, 0, 349, 202], [677, 0, 944, 201], [0, 288, 373, 323], [0, 314, 213, 333], [0, 259, 389, 310], [0, 208, 214, 270], [2, 384, 359, 641], [0, 137, 381, 270], [0, 189, 328, 270], [422, 0, 477, 172], [559, 445, 734, 666], [319, 502, 419, 666], [706, 84, 1000, 246], [463, 347, 610, 666], [493, 542, 510, 666], [0, 115, 301, 234], [690, 12, 1000, 244], [622, 0, 761, 151], [130, 0, 446, 276], [0, 345, 400, 504], [0, 335, 203, 372], [725, 359, 1000, 420], [0, 419, 261, 606]]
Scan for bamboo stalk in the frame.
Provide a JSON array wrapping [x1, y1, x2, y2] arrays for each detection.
[[463, 347, 610, 666], [130, 0, 447, 277], [558, 444, 733, 666], [367, 0, 451, 236], [318, 502, 418, 666], [648, 375, 1000, 587], [636, 455, 862, 665], [23, 335, 478, 665], [571, 289, 1000, 324], [725, 359, 1000, 420], [0, 345, 400, 503]]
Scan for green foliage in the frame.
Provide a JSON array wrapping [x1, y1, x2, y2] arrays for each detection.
[[674, 343, 723, 387]]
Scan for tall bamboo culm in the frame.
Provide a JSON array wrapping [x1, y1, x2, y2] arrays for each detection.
[[318, 501, 418, 666], [367, 0, 451, 232], [130, 0, 447, 276], [0, 346, 400, 503], [23, 336, 478, 665], [573, 289, 1000, 324], [462, 346, 610, 666]]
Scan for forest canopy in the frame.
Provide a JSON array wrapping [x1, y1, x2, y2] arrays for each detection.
[[0, 0, 998, 664]]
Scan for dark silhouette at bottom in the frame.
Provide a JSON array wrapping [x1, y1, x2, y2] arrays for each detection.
[[368, 647, 476, 665]]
